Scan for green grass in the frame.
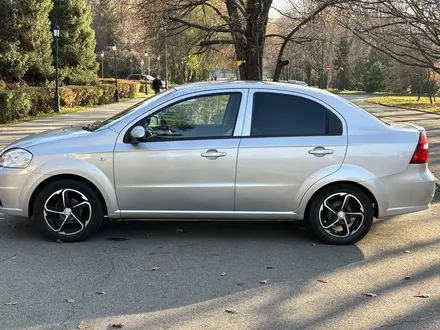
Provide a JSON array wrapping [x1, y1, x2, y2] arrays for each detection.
[[327, 89, 406, 96], [366, 96, 440, 112], [326, 88, 366, 95]]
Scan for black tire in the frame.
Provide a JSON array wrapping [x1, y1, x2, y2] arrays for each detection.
[[33, 179, 104, 242], [306, 184, 374, 245]]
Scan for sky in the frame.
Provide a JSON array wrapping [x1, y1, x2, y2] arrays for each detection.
[[269, 0, 287, 18]]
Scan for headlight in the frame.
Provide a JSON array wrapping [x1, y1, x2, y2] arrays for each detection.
[[0, 149, 33, 168]]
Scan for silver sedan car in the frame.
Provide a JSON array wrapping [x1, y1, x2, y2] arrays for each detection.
[[0, 82, 435, 244]]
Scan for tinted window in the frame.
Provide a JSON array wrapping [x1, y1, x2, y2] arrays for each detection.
[[137, 93, 241, 141], [251, 93, 342, 137]]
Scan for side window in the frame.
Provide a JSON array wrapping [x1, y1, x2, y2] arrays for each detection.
[[251, 93, 342, 137], [139, 93, 241, 141]]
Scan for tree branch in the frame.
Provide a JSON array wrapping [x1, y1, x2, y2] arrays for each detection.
[[168, 16, 245, 34], [199, 39, 235, 47]]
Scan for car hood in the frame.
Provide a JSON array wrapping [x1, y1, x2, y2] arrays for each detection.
[[2, 126, 93, 151]]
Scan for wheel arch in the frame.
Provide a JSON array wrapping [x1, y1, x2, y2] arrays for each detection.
[[28, 174, 108, 218], [304, 181, 379, 219]]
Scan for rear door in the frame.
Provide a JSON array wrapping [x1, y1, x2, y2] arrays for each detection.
[[235, 90, 348, 213]]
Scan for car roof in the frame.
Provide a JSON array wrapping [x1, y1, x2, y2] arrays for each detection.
[[173, 80, 331, 99]]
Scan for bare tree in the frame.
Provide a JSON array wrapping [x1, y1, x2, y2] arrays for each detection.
[[339, 0, 440, 73], [132, 0, 345, 80]]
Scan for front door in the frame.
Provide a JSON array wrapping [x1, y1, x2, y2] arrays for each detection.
[[235, 90, 348, 213], [113, 91, 246, 218]]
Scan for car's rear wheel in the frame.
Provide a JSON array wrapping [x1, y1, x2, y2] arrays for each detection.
[[306, 184, 374, 245], [33, 179, 104, 242]]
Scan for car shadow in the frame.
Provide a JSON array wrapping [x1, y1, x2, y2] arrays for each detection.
[[0, 217, 365, 329]]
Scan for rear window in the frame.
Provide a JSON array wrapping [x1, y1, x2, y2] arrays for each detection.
[[338, 97, 390, 126], [251, 93, 342, 137]]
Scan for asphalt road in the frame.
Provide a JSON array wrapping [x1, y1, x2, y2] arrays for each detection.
[[1, 95, 440, 330]]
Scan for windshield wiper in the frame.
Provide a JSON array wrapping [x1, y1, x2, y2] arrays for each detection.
[[82, 121, 102, 131]]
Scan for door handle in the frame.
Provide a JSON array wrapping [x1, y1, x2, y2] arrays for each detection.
[[308, 147, 334, 157], [201, 149, 227, 159]]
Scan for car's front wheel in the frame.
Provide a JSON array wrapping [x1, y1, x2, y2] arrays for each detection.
[[307, 184, 374, 245], [33, 179, 104, 242]]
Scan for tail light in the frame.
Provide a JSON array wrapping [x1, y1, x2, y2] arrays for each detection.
[[410, 131, 428, 164]]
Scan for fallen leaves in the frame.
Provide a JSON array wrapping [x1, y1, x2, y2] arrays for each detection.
[[95, 291, 105, 295], [310, 243, 317, 246], [220, 272, 226, 277], [66, 299, 75, 303], [145, 232, 152, 236], [403, 250, 410, 254], [259, 279, 268, 284], [55, 239, 62, 243], [225, 308, 239, 314], [414, 293, 430, 298], [107, 237, 129, 241], [404, 274, 411, 280], [111, 323, 124, 328], [317, 279, 328, 283], [151, 267, 161, 271], [362, 292, 377, 297], [4, 302, 17, 306], [77, 321, 87, 329], [176, 228, 184, 232], [11, 254, 16, 260], [266, 266, 274, 270]]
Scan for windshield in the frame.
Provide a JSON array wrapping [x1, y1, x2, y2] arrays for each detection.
[[84, 89, 176, 132]]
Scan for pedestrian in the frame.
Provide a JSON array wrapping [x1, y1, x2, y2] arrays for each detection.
[[152, 76, 162, 94]]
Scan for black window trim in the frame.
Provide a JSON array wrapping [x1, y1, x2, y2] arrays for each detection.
[[249, 91, 343, 138], [123, 91, 243, 143]]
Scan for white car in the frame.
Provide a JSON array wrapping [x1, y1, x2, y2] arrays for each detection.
[[0, 81, 435, 244]]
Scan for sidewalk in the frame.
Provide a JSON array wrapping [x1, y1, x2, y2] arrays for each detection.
[[0, 98, 145, 149]]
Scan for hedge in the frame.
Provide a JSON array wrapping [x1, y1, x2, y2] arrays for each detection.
[[0, 80, 140, 124]]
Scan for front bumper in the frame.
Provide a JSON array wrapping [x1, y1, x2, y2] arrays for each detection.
[[0, 167, 42, 217]]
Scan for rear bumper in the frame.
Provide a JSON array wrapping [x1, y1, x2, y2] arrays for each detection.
[[365, 164, 436, 218]]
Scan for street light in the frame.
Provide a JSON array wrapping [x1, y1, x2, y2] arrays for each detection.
[[129, 58, 133, 74], [111, 43, 119, 102], [160, 27, 168, 89], [100, 51, 104, 79], [157, 55, 161, 78], [53, 25, 60, 113], [144, 52, 150, 76]]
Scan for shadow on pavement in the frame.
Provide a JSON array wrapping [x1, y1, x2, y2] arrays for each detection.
[[0, 217, 364, 329]]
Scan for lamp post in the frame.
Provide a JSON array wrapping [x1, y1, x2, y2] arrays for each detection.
[[100, 51, 104, 79], [144, 52, 150, 76], [161, 28, 168, 89], [111, 44, 119, 102], [157, 55, 161, 78], [129, 58, 133, 74], [53, 25, 60, 113]]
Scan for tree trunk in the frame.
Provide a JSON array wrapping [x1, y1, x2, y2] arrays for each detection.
[[226, 0, 270, 81], [273, 60, 289, 82], [305, 63, 312, 86]]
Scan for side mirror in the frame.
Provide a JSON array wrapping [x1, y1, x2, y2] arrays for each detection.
[[130, 126, 146, 143]]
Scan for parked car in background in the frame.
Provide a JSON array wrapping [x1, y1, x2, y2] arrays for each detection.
[[126, 74, 154, 82], [287, 80, 308, 86], [0, 82, 435, 244]]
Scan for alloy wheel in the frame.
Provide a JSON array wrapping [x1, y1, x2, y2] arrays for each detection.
[[43, 189, 92, 236], [318, 192, 364, 238]]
